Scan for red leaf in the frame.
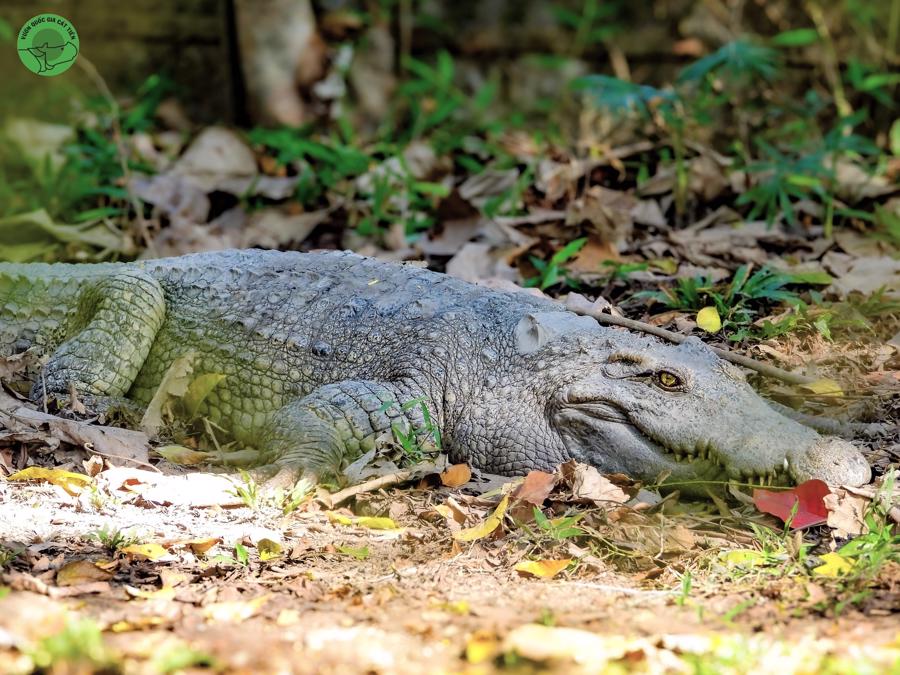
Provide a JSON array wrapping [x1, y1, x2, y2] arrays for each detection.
[[752, 479, 831, 529]]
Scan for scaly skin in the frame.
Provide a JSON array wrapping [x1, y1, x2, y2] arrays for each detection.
[[0, 249, 871, 493]]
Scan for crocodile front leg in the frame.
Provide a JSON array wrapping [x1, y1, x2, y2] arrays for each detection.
[[31, 270, 166, 401], [256, 380, 434, 480]]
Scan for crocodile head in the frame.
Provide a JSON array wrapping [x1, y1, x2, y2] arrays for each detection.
[[515, 312, 871, 495]]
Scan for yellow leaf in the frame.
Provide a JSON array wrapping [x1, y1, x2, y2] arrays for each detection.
[[125, 585, 176, 600], [325, 511, 354, 526], [7, 467, 92, 495], [325, 512, 399, 530], [56, 559, 113, 586], [466, 630, 500, 664], [696, 306, 721, 333], [203, 594, 271, 623], [514, 559, 572, 579], [813, 552, 853, 577], [353, 516, 399, 530], [722, 549, 767, 567], [434, 505, 454, 518], [120, 543, 170, 561], [257, 538, 283, 561], [109, 616, 167, 632], [801, 378, 844, 397], [154, 445, 211, 465], [453, 495, 509, 542]]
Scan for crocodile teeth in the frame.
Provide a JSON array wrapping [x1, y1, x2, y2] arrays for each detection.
[[783, 458, 790, 472]]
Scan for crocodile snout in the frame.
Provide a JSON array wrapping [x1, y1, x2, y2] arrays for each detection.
[[789, 437, 871, 487]]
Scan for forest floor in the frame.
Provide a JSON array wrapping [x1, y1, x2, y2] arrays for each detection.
[[2, 8, 900, 670], [1, 450, 898, 674]]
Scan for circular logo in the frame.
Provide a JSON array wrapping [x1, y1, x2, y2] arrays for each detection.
[[17, 14, 79, 77]]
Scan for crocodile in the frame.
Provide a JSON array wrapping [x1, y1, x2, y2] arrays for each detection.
[[0, 249, 871, 494]]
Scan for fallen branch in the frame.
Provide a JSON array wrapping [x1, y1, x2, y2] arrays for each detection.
[[564, 296, 819, 386], [326, 469, 416, 507]]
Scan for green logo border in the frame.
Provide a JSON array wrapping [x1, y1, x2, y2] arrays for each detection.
[[16, 13, 80, 77]]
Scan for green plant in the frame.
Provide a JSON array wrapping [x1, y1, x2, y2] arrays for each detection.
[[0, 545, 21, 567], [87, 525, 140, 553], [228, 469, 261, 510], [835, 471, 900, 582], [336, 544, 370, 560], [533, 508, 585, 541], [637, 264, 814, 337], [524, 237, 587, 290], [382, 396, 442, 464], [280, 476, 315, 515], [676, 569, 693, 607], [552, 0, 624, 57], [151, 644, 218, 674], [26, 618, 116, 672]]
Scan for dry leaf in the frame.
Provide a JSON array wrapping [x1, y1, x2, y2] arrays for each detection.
[[326, 512, 400, 530], [120, 544, 170, 561], [453, 495, 509, 541], [154, 445, 211, 465], [56, 560, 114, 586], [513, 471, 557, 506], [569, 464, 629, 504], [125, 585, 177, 600], [440, 464, 472, 487], [178, 538, 220, 555], [7, 467, 92, 496], [257, 538, 283, 561], [824, 491, 869, 538], [514, 559, 572, 579], [140, 353, 196, 434], [800, 379, 844, 397], [203, 594, 272, 623]]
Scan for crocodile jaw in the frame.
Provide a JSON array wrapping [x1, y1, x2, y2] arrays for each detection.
[[556, 402, 870, 495]]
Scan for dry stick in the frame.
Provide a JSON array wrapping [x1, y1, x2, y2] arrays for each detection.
[[76, 56, 156, 257], [573, 310, 820, 386], [327, 469, 416, 507]]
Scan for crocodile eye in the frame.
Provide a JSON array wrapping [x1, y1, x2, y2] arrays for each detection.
[[656, 371, 682, 390]]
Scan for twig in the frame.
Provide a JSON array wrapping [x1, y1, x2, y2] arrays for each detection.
[[805, 1, 853, 118], [76, 55, 156, 257], [326, 469, 416, 507], [569, 307, 820, 386]]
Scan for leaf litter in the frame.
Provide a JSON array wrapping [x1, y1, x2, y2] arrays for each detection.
[[2, 6, 900, 671]]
